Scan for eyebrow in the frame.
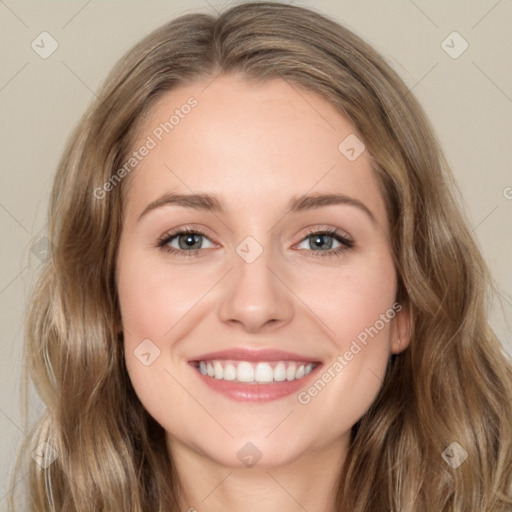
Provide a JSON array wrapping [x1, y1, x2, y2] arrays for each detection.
[[137, 191, 376, 224]]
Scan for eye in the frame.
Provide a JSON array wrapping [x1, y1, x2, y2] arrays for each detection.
[[157, 228, 215, 257], [295, 227, 354, 258]]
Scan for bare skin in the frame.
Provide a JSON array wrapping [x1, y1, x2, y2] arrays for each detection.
[[116, 74, 410, 512]]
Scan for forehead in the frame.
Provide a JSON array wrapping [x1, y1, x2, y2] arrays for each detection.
[[123, 74, 388, 230]]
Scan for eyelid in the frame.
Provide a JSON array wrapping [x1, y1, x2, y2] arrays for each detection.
[[296, 224, 353, 244], [157, 224, 216, 243], [156, 226, 217, 250]]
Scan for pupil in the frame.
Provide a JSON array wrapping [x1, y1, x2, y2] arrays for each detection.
[[312, 234, 332, 250], [180, 234, 200, 249]]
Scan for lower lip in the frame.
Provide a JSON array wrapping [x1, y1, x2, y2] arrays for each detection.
[[190, 363, 321, 402]]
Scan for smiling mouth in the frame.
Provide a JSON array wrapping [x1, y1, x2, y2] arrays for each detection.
[[191, 359, 319, 384]]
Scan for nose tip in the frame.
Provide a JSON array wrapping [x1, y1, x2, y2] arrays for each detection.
[[217, 253, 294, 333]]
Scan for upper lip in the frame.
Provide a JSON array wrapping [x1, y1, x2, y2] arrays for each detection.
[[189, 348, 321, 363]]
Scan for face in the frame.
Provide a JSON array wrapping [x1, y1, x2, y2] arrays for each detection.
[[116, 74, 409, 470]]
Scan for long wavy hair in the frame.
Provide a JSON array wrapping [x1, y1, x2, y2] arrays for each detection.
[[10, 2, 512, 511]]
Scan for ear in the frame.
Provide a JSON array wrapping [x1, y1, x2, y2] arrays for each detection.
[[390, 303, 411, 355]]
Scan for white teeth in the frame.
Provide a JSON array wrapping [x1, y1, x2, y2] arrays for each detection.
[[214, 361, 223, 379], [237, 361, 254, 382], [274, 362, 286, 382], [223, 363, 237, 381], [196, 360, 316, 384], [286, 362, 297, 381], [255, 362, 274, 383]]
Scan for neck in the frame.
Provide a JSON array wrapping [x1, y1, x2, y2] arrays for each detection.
[[167, 435, 349, 512]]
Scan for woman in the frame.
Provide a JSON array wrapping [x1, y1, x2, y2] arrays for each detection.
[[11, 2, 512, 511]]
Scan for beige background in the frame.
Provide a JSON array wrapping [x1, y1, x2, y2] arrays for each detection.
[[1, 0, 511, 505]]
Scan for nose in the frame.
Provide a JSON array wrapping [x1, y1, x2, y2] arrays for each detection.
[[217, 242, 294, 333]]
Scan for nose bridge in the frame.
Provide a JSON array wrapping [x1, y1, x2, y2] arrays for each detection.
[[217, 232, 294, 331]]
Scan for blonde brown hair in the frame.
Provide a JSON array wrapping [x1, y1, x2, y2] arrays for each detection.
[[11, 2, 512, 511]]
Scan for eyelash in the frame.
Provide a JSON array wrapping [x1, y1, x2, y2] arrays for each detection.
[[156, 226, 354, 259]]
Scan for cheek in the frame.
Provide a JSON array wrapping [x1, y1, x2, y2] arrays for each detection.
[[294, 252, 397, 392], [297, 251, 397, 346], [294, 254, 398, 426], [117, 249, 219, 423], [117, 252, 212, 340], [117, 253, 203, 439]]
